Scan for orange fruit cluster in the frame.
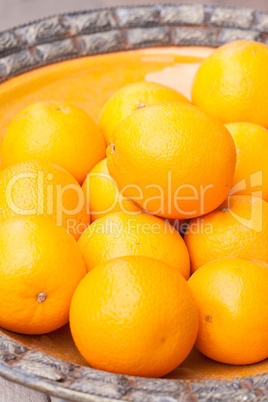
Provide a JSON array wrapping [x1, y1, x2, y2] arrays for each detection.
[[0, 40, 267, 378]]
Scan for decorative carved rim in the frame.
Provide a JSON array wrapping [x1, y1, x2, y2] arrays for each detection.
[[0, 4, 267, 400], [1, 3, 268, 83], [0, 332, 267, 401]]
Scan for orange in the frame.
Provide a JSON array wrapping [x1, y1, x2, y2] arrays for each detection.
[[99, 81, 190, 144], [0, 160, 90, 240], [1, 101, 106, 184], [82, 158, 140, 222], [107, 102, 236, 219], [70, 256, 199, 377], [0, 216, 86, 335], [184, 195, 268, 273], [192, 40, 268, 127], [188, 257, 268, 365], [78, 211, 190, 279], [225, 122, 268, 201]]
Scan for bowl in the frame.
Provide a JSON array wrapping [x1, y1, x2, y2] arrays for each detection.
[[0, 4, 267, 400]]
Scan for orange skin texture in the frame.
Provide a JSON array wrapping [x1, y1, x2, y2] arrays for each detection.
[[184, 195, 268, 273], [225, 122, 268, 201], [98, 81, 190, 144], [1, 101, 106, 184], [0, 216, 86, 335], [70, 256, 199, 377], [188, 257, 268, 365], [192, 40, 268, 127], [78, 211, 190, 279], [107, 102, 236, 219], [0, 160, 90, 240], [82, 158, 140, 222]]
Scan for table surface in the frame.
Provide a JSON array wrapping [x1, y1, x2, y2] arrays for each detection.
[[0, 0, 267, 400]]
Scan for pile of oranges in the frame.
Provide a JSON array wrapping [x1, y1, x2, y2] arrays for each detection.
[[0, 40, 267, 378]]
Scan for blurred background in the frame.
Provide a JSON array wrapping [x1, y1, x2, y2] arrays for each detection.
[[0, 0, 267, 31]]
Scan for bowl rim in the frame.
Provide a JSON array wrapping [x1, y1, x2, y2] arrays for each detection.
[[0, 3, 267, 400], [1, 331, 267, 401], [0, 3, 268, 83]]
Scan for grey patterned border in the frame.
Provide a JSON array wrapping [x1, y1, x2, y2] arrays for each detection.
[[1, 4, 268, 83], [0, 4, 267, 400]]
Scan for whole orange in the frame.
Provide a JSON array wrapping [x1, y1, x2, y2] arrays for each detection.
[[192, 40, 268, 126], [0, 160, 90, 240], [188, 257, 268, 365], [225, 122, 268, 201], [70, 256, 198, 377], [0, 216, 86, 335], [184, 195, 268, 273], [83, 158, 140, 222], [78, 211, 190, 279], [99, 81, 190, 144], [107, 102, 236, 219], [1, 101, 106, 184]]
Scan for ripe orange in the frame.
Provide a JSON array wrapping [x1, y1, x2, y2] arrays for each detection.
[[188, 257, 268, 365], [225, 122, 268, 201], [192, 40, 268, 127], [0, 216, 86, 335], [0, 160, 90, 240], [70, 256, 199, 377], [107, 102, 236, 219], [1, 101, 106, 184], [99, 81, 190, 144], [184, 195, 268, 273], [78, 211, 190, 279], [82, 158, 140, 222]]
